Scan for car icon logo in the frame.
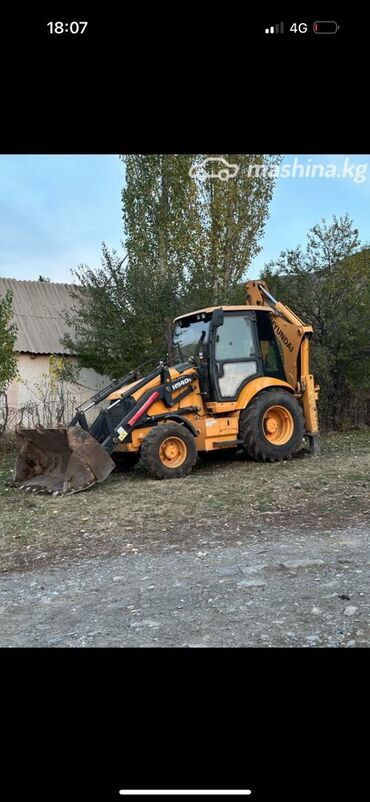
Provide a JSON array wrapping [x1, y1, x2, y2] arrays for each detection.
[[189, 157, 240, 182]]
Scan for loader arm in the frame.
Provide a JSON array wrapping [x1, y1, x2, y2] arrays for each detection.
[[68, 356, 166, 429], [246, 280, 320, 453], [12, 360, 201, 494], [99, 366, 199, 454]]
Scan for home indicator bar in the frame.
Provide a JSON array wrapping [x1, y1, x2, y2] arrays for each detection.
[[120, 788, 252, 796]]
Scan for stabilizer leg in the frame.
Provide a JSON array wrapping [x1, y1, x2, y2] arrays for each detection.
[[308, 434, 320, 456]]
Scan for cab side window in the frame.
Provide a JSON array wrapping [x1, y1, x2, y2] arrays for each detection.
[[215, 316, 255, 360], [215, 315, 258, 398]]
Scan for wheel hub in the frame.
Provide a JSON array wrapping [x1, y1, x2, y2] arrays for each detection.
[[265, 417, 278, 434], [159, 436, 187, 468], [262, 405, 294, 445]]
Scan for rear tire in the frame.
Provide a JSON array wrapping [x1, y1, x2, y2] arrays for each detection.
[[239, 389, 304, 462], [140, 423, 197, 479]]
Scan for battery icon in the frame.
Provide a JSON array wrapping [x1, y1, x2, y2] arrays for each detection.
[[313, 21, 338, 34]]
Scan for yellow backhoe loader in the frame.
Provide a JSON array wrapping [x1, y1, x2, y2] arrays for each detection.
[[13, 280, 320, 494]]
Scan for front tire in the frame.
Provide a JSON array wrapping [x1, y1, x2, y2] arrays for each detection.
[[239, 389, 304, 462], [139, 423, 197, 479]]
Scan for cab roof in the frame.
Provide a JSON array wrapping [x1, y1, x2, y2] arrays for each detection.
[[174, 304, 273, 323]]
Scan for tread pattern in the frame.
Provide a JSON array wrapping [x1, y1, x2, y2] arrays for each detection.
[[139, 422, 197, 479], [239, 389, 304, 462]]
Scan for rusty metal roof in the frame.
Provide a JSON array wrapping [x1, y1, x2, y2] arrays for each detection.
[[0, 278, 77, 354]]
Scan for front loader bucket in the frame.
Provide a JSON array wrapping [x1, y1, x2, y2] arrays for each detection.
[[13, 426, 115, 494]]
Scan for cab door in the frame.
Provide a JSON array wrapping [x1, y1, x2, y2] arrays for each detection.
[[212, 312, 261, 400]]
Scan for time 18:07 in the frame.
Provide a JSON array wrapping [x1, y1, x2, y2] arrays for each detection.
[[47, 21, 88, 34]]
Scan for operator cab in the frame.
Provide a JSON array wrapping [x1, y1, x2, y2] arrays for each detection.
[[173, 306, 285, 402]]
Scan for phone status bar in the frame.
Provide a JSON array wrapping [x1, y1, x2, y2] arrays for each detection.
[[264, 20, 340, 35]]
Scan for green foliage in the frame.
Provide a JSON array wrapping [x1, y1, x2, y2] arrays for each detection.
[[262, 215, 370, 429], [47, 355, 80, 391], [0, 290, 18, 394], [66, 154, 280, 377], [28, 355, 81, 426], [63, 246, 142, 377], [122, 154, 202, 361], [185, 154, 282, 307]]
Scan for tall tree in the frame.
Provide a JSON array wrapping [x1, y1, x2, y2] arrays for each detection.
[[66, 154, 281, 377], [0, 289, 18, 394], [262, 215, 370, 428], [64, 245, 132, 378], [122, 154, 204, 358], [122, 153, 281, 353], [0, 289, 18, 434], [186, 154, 282, 306]]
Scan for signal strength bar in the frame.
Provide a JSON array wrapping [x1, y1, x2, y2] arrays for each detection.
[[265, 22, 284, 34]]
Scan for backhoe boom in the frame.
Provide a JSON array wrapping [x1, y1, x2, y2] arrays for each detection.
[[246, 280, 320, 453]]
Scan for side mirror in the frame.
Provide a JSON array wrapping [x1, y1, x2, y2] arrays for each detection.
[[213, 309, 224, 327]]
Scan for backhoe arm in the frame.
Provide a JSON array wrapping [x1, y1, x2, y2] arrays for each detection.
[[246, 280, 320, 452]]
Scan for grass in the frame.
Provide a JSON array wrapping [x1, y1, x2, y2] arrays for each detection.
[[0, 430, 369, 573]]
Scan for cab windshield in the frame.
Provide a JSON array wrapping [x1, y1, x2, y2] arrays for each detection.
[[173, 316, 211, 361]]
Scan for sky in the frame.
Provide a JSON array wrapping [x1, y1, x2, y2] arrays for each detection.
[[0, 154, 369, 283]]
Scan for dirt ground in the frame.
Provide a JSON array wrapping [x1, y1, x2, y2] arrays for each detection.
[[0, 430, 369, 647]]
